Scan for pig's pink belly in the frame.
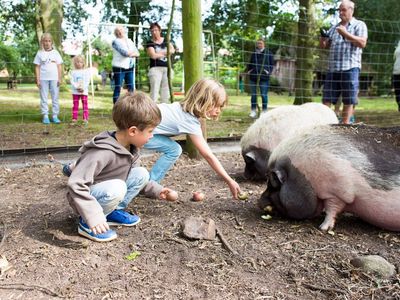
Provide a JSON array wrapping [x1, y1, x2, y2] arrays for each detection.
[[346, 195, 400, 231]]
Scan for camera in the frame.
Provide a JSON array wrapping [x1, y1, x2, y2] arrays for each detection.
[[320, 28, 329, 38]]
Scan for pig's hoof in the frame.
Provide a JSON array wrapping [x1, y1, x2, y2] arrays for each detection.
[[319, 220, 334, 231]]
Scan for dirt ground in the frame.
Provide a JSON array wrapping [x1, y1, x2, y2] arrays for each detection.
[[0, 151, 399, 299]]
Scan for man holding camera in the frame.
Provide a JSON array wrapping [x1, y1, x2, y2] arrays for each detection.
[[320, 0, 368, 124]]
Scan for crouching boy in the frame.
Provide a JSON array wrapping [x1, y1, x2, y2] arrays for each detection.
[[66, 92, 177, 242]]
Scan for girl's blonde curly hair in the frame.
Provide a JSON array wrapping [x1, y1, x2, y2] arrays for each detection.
[[181, 78, 227, 120]]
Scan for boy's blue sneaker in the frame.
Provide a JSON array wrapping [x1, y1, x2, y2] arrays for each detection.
[[78, 217, 117, 242], [106, 210, 141, 227], [62, 164, 72, 177], [42, 115, 50, 124], [52, 116, 61, 124], [349, 115, 355, 124]]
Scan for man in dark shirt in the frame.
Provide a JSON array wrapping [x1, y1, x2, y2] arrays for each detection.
[[246, 39, 274, 118]]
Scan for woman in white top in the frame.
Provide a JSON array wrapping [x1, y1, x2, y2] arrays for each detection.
[[111, 26, 139, 104], [393, 41, 400, 112]]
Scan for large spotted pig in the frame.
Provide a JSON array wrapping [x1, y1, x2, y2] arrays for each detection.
[[259, 124, 400, 231], [240, 102, 338, 181]]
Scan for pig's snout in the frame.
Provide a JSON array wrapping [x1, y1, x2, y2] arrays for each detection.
[[258, 187, 273, 211]]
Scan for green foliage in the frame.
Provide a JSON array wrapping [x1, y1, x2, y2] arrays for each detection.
[[86, 38, 113, 72], [102, 1, 152, 38], [16, 32, 39, 79], [0, 43, 21, 79], [63, 0, 92, 34], [203, 0, 273, 66], [0, 1, 36, 42], [203, 0, 299, 70], [0, 0, 93, 82], [355, 0, 400, 93]]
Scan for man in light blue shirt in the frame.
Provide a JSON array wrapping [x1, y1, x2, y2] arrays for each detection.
[[320, 0, 368, 124]]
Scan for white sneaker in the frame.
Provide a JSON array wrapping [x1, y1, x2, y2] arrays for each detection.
[[249, 110, 257, 119]]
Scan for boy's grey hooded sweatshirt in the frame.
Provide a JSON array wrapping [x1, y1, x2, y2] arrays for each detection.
[[67, 131, 163, 228]]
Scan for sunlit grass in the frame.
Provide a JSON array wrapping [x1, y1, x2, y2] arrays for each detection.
[[0, 84, 399, 150]]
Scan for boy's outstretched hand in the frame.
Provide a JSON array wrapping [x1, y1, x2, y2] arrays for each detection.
[[91, 221, 110, 235], [159, 188, 178, 201]]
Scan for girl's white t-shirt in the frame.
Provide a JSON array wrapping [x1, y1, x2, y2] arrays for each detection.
[[33, 49, 63, 80], [153, 102, 203, 137]]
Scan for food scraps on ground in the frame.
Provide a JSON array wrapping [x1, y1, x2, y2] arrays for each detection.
[[125, 251, 141, 261], [264, 205, 273, 212], [166, 190, 178, 201], [261, 214, 272, 220], [238, 192, 249, 200], [192, 191, 205, 202]]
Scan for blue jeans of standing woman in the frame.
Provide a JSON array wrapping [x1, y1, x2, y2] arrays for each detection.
[[112, 66, 134, 104], [143, 134, 182, 183], [250, 79, 270, 111]]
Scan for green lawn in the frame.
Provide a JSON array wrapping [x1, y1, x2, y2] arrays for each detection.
[[0, 84, 399, 151]]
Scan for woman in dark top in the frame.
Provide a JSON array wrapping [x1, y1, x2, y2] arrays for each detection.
[[146, 22, 175, 103]]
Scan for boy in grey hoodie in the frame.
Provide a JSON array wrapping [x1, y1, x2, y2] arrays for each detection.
[[66, 92, 177, 242]]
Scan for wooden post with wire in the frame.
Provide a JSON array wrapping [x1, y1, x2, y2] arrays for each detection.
[[182, 0, 203, 158]]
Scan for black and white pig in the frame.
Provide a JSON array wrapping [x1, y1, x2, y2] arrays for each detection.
[[259, 124, 400, 231], [241, 102, 338, 181]]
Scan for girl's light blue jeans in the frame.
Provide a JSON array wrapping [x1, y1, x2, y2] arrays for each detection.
[[39, 80, 59, 117], [90, 167, 149, 216], [143, 134, 182, 183]]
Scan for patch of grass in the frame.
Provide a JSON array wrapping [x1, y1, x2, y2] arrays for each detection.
[[0, 85, 399, 150]]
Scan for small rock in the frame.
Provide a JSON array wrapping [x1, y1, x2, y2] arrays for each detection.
[[0, 255, 12, 275], [181, 216, 216, 241], [350, 255, 396, 278]]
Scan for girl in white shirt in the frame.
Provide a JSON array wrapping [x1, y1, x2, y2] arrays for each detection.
[[144, 78, 242, 200], [70, 55, 90, 123], [33, 33, 63, 124]]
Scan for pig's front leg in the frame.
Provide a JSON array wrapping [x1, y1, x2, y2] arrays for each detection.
[[319, 198, 347, 231]]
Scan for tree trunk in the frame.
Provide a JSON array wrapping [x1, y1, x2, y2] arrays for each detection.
[[35, 0, 63, 50], [294, 0, 315, 105], [182, 0, 203, 158]]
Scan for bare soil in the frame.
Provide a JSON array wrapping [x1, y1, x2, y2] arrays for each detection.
[[0, 152, 399, 299]]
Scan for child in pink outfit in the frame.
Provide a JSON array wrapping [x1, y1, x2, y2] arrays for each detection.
[[70, 55, 90, 123]]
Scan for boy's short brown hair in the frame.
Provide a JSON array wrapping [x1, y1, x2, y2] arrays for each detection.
[[112, 92, 161, 131]]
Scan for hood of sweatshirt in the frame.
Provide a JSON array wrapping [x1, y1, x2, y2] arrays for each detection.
[[79, 131, 138, 158]]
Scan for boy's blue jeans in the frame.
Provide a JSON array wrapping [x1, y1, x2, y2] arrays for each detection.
[[143, 134, 182, 183], [249, 79, 270, 111], [90, 167, 149, 216]]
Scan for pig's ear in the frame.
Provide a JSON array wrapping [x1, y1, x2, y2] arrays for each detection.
[[270, 169, 286, 188], [245, 151, 256, 162], [274, 169, 286, 184]]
